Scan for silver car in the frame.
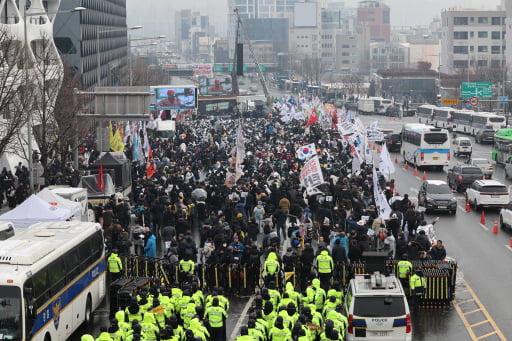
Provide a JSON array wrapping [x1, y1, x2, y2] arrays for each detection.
[[467, 158, 494, 179]]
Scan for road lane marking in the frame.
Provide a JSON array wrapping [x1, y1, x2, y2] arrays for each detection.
[[479, 224, 489, 231], [453, 279, 507, 341], [470, 320, 489, 328], [229, 295, 254, 341], [458, 205, 466, 211], [505, 245, 512, 252]]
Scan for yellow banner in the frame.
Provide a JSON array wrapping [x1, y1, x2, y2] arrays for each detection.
[[149, 305, 164, 314], [285, 271, 295, 281]]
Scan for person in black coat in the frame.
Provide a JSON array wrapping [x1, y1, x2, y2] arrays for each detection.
[[348, 239, 362, 263], [331, 238, 347, 264]]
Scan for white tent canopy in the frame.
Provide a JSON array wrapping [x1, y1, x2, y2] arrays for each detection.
[[0, 194, 73, 228], [36, 188, 82, 221]]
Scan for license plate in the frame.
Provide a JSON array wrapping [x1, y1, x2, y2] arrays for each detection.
[[491, 195, 500, 198], [433, 157, 439, 160], [438, 206, 446, 209], [371, 331, 389, 336]]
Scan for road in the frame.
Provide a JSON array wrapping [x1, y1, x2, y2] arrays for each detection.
[[360, 114, 511, 340]]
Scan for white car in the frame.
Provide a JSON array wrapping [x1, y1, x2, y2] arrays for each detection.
[[466, 180, 510, 210], [499, 205, 512, 230], [466, 158, 494, 179], [345, 273, 412, 341]]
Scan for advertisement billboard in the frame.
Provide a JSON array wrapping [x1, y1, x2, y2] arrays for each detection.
[[149, 86, 198, 110], [199, 76, 233, 95]]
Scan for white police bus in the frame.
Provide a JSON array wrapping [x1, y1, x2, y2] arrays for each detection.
[[401, 123, 451, 170], [0, 221, 106, 341], [416, 104, 437, 125]]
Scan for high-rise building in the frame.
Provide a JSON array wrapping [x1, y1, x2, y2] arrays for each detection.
[[357, 0, 390, 42], [440, 8, 505, 75], [54, 0, 129, 89]]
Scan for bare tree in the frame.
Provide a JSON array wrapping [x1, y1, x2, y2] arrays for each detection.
[[131, 57, 167, 86], [12, 34, 85, 183], [0, 29, 32, 159]]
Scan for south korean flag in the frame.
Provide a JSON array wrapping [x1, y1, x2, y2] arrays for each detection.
[[297, 143, 317, 160]]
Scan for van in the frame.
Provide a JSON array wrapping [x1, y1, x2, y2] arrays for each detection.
[[345, 272, 412, 341], [453, 137, 472, 157]]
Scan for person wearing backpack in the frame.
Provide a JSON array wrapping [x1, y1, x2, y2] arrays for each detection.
[[253, 201, 266, 233]]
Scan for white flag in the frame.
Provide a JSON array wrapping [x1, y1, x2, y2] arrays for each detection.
[[372, 165, 392, 219], [297, 143, 317, 160], [378, 143, 396, 176]]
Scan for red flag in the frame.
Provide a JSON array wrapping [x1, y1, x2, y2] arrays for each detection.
[[97, 164, 105, 193], [146, 148, 156, 179], [305, 109, 318, 128]]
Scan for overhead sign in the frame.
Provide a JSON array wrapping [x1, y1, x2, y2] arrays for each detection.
[[499, 95, 509, 104], [461, 82, 493, 98], [469, 97, 479, 106], [193, 64, 213, 77], [441, 99, 459, 105]]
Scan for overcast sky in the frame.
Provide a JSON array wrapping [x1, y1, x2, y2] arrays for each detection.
[[126, 0, 502, 38]]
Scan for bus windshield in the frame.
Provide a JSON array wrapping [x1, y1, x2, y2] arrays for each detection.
[[0, 286, 22, 341], [424, 133, 448, 144]]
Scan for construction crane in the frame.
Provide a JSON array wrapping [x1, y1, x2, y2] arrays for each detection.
[[231, 8, 271, 104]]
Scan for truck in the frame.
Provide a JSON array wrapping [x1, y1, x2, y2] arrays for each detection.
[[358, 98, 376, 114], [47, 186, 93, 222], [155, 120, 176, 141]]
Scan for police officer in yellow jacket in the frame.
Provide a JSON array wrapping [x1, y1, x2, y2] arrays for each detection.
[[315, 249, 334, 291], [235, 326, 255, 341], [410, 268, 426, 313], [179, 258, 195, 275], [205, 297, 228, 341], [263, 251, 280, 286], [108, 249, 123, 282], [96, 326, 113, 341], [397, 254, 413, 291]]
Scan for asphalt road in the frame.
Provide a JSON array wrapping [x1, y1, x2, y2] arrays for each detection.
[[360, 114, 511, 340]]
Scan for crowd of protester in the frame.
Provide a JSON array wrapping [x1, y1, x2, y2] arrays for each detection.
[[63, 113, 446, 340]]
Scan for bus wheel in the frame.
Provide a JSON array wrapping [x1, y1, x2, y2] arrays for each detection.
[[84, 295, 92, 327]]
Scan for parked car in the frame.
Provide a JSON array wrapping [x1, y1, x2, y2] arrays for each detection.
[[376, 128, 394, 145], [499, 204, 512, 230], [418, 180, 457, 215], [466, 158, 494, 179], [447, 164, 484, 192], [453, 137, 472, 157], [385, 133, 402, 152], [466, 179, 510, 210], [474, 129, 495, 144]]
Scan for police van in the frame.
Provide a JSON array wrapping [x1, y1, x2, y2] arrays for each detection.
[[344, 272, 412, 341]]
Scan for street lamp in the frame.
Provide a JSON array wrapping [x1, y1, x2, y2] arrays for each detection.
[[23, 6, 86, 192], [128, 35, 166, 86], [96, 25, 142, 87]]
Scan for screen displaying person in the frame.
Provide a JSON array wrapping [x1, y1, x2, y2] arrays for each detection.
[[208, 79, 225, 93], [158, 89, 182, 108], [179, 88, 195, 107]]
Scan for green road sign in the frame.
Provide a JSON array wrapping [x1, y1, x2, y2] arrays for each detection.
[[461, 82, 493, 98]]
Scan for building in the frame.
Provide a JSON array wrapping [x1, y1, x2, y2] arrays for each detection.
[[505, 0, 512, 77], [369, 41, 410, 72], [336, 25, 370, 74], [357, 0, 390, 42], [440, 8, 506, 75], [373, 69, 438, 103], [54, 0, 129, 89], [213, 40, 230, 63]]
